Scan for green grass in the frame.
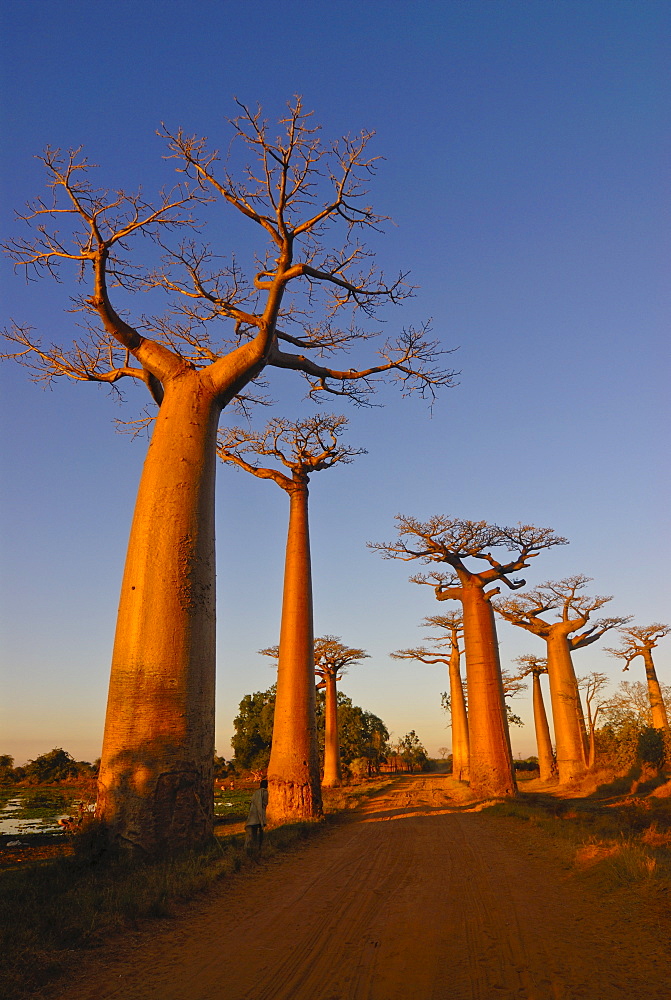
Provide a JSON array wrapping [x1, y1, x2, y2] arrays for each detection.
[[213, 788, 252, 823], [0, 783, 96, 821]]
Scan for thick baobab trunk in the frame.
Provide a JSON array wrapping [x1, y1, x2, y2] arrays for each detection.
[[531, 672, 557, 781], [642, 648, 670, 732], [96, 374, 220, 852], [267, 485, 323, 823], [545, 633, 587, 783], [449, 646, 469, 781], [322, 673, 342, 787], [461, 585, 516, 797]]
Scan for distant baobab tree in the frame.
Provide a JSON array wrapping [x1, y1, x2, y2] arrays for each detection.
[[315, 636, 369, 787], [605, 624, 670, 733], [221, 414, 364, 822], [2, 99, 456, 851], [261, 636, 368, 787], [371, 517, 567, 798], [495, 576, 630, 783], [512, 655, 557, 781], [391, 611, 469, 781]]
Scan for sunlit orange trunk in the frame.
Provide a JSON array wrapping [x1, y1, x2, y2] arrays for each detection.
[[97, 373, 220, 851], [322, 673, 341, 787], [642, 649, 670, 732], [545, 633, 587, 783], [461, 584, 516, 797], [267, 485, 323, 822], [449, 646, 469, 781], [532, 672, 556, 781]]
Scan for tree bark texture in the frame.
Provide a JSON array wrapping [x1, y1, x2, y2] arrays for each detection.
[[532, 672, 557, 781], [96, 373, 220, 852], [545, 633, 587, 784], [642, 649, 670, 732], [449, 647, 470, 782], [322, 673, 342, 787], [461, 585, 517, 798], [267, 486, 323, 822]]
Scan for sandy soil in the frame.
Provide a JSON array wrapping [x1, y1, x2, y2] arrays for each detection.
[[56, 775, 669, 1000]]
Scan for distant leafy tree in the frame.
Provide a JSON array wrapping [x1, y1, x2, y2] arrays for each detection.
[[231, 687, 277, 771], [231, 684, 388, 776], [0, 755, 16, 784], [24, 748, 80, 783], [317, 692, 389, 771], [393, 731, 429, 773]]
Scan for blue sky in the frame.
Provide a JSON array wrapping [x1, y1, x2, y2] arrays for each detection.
[[1, 0, 669, 763]]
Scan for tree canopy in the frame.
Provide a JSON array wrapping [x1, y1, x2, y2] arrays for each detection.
[[230, 685, 389, 773]]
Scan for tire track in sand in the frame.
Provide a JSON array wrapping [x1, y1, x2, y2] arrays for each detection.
[[58, 775, 670, 1000]]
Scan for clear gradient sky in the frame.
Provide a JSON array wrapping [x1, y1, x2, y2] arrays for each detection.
[[1, 1, 669, 764]]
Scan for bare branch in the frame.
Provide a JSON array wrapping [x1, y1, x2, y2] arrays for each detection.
[[217, 413, 365, 492], [494, 576, 630, 647], [370, 516, 567, 591]]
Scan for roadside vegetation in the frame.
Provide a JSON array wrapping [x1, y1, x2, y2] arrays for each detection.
[[487, 776, 671, 929], [0, 773, 394, 1000]]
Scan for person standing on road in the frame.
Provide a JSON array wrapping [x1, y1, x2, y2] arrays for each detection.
[[245, 779, 268, 856]]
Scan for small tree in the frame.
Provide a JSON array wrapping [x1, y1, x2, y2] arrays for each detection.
[[606, 624, 670, 734], [4, 100, 454, 851], [393, 731, 429, 773], [0, 756, 17, 785], [391, 611, 469, 780], [220, 414, 364, 822], [495, 576, 629, 783], [512, 654, 557, 780], [577, 672, 610, 769], [371, 517, 567, 798]]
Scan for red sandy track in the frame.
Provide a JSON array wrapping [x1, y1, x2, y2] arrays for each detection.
[[59, 775, 669, 1000]]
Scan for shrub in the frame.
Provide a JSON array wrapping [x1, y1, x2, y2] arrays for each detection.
[[637, 727, 666, 771]]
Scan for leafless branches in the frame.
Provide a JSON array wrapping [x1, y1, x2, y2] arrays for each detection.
[[578, 672, 611, 733], [494, 575, 631, 647], [390, 646, 450, 666], [391, 611, 464, 667], [605, 623, 670, 670], [370, 516, 567, 596], [260, 634, 368, 684], [217, 413, 365, 491], [512, 653, 548, 678], [313, 635, 369, 683], [4, 99, 456, 414]]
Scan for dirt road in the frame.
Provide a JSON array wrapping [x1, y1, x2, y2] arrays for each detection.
[[60, 775, 669, 1000]]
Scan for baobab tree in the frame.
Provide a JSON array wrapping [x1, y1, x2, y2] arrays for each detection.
[[512, 654, 557, 781], [2, 100, 455, 851], [314, 636, 369, 787], [219, 414, 364, 822], [605, 624, 670, 733], [261, 636, 368, 787], [391, 611, 469, 780], [578, 672, 611, 769], [371, 517, 567, 798], [495, 576, 630, 783]]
